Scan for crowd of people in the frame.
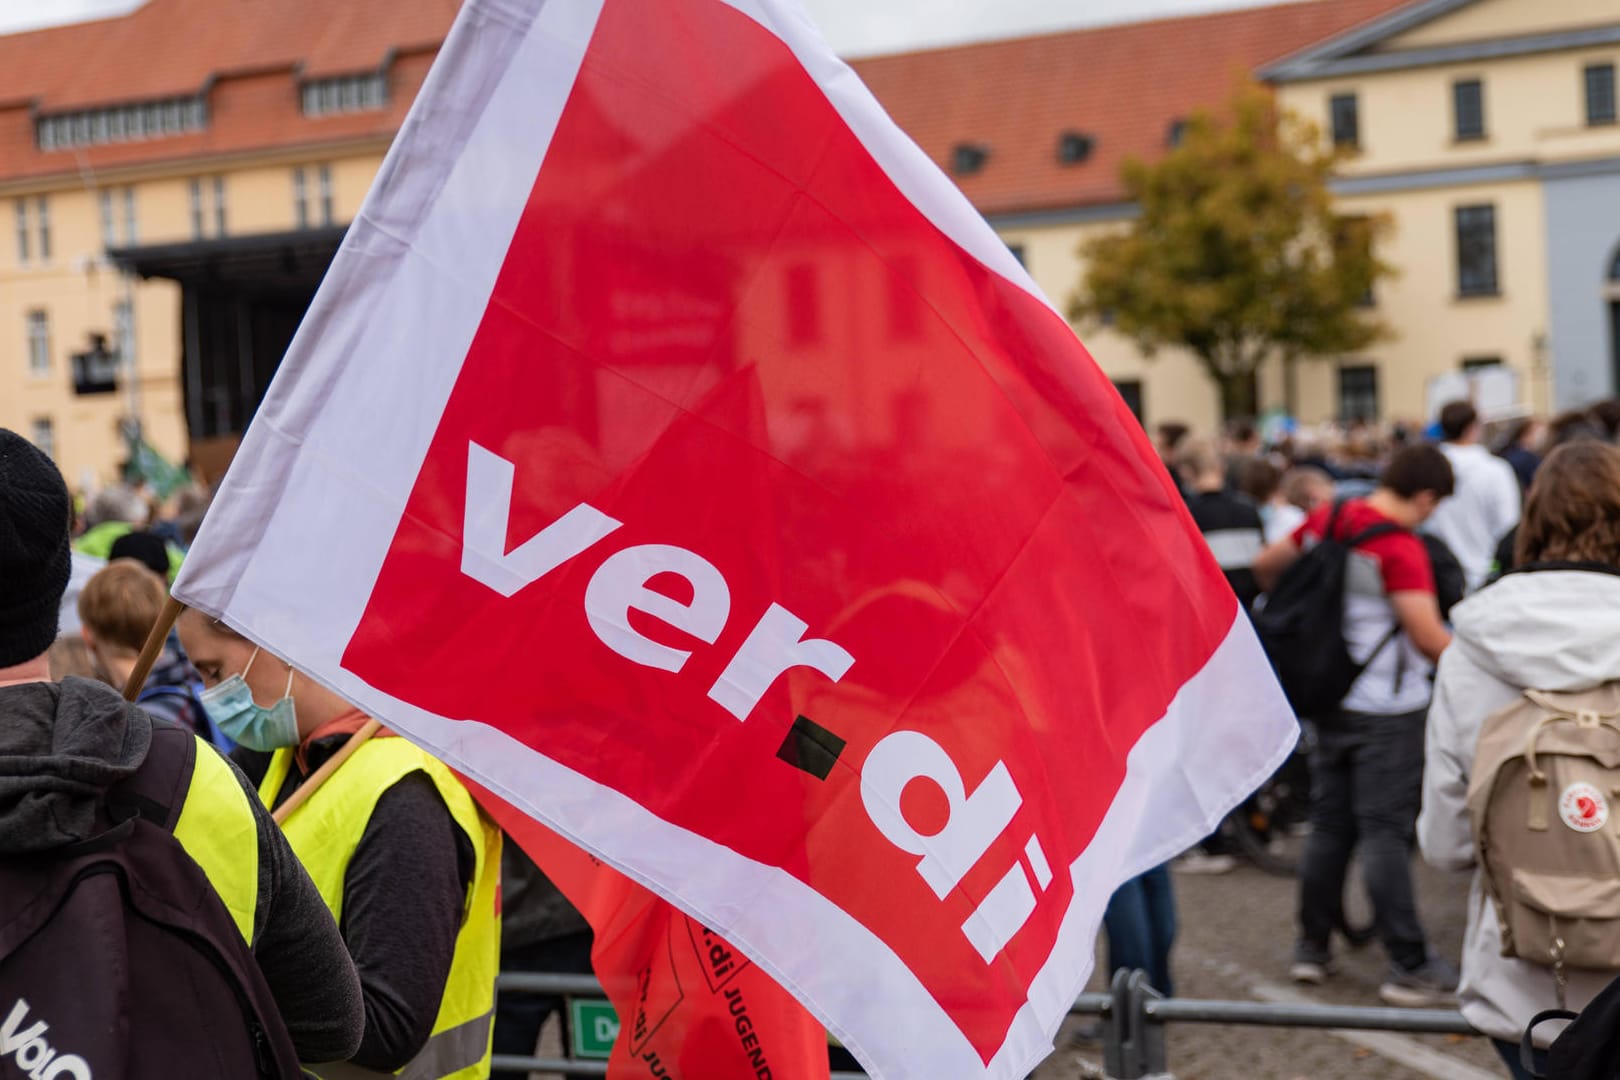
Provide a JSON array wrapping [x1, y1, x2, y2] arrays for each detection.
[[8, 392, 1620, 1078], [1106, 397, 1620, 1079], [0, 429, 592, 1079]]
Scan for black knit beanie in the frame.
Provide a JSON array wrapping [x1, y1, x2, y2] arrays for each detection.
[[0, 429, 72, 668]]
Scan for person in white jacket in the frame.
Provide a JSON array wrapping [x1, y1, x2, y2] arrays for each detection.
[[1418, 440, 1620, 1079], [1423, 400, 1522, 595]]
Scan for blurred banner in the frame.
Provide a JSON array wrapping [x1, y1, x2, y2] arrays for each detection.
[[125, 433, 191, 500], [173, 0, 1296, 1075]]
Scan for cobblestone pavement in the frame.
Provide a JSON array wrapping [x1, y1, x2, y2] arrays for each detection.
[[1033, 853, 1506, 1080]]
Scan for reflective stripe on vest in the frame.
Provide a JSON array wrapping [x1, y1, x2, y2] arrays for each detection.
[[172, 735, 259, 943], [292, 1011, 494, 1080], [262, 738, 501, 1079]]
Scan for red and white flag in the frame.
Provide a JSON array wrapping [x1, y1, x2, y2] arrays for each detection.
[[472, 785, 831, 1080], [174, 0, 1296, 1076]]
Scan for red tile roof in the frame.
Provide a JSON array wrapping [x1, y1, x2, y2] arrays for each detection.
[[849, 0, 1415, 216], [0, 0, 457, 185]]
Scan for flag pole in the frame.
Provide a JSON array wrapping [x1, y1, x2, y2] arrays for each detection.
[[124, 595, 186, 702], [273, 719, 382, 824], [122, 592, 379, 824]]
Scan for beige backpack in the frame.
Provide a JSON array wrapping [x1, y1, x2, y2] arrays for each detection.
[[1467, 686, 1620, 989]]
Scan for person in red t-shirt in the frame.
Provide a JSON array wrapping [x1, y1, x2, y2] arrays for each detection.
[[1254, 444, 1457, 1007]]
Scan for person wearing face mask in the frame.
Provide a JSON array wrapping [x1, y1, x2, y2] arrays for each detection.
[[178, 611, 503, 1080], [0, 429, 363, 1071]]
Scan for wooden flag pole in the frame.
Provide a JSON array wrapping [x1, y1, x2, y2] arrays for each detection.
[[273, 719, 381, 824], [124, 595, 186, 702], [121, 592, 376, 823]]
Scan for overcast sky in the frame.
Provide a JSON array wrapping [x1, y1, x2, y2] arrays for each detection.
[[0, 0, 1281, 55]]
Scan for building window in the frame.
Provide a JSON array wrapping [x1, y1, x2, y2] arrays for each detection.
[[293, 167, 308, 229], [1113, 380, 1145, 422], [1462, 356, 1502, 372], [1334, 214, 1376, 307], [1456, 204, 1499, 296], [26, 310, 50, 378], [318, 165, 334, 226], [1329, 93, 1359, 148], [1057, 131, 1095, 165], [14, 200, 27, 265], [952, 143, 989, 175], [189, 179, 204, 240], [1165, 118, 1187, 148], [1338, 364, 1378, 421], [99, 190, 116, 249], [300, 72, 389, 117], [212, 175, 227, 236], [114, 299, 135, 374], [102, 187, 138, 248], [1587, 63, 1617, 126], [30, 418, 54, 461], [1006, 243, 1026, 268], [1453, 79, 1485, 141], [35, 197, 50, 262], [35, 95, 207, 150]]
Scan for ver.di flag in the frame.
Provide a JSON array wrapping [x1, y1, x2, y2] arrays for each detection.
[[470, 784, 831, 1079], [173, 0, 1298, 1076]]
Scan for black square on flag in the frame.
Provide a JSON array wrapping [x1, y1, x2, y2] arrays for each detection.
[[777, 715, 845, 780]]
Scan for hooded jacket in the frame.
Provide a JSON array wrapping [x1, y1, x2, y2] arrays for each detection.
[[0, 676, 364, 1062], [1418, 569, 1620, 1043]]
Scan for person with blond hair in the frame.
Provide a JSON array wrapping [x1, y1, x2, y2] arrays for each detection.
[[78, 559, 215, 742], [1420, 441, 1620, 1078]]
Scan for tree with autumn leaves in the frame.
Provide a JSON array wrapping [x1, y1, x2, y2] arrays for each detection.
[[1069, 83, 1393, 421]]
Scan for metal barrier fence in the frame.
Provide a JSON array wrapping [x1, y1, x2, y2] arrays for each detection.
[[1087, 969, 1480, 1078], [493, 968, 1482, 1078]]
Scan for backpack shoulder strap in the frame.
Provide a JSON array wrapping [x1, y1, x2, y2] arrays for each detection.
[[1319, 499, 1405, 549], [110, 720, 196, 833]]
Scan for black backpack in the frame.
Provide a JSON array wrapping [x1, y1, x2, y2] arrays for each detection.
[[1523, 975, 1620, 1080], [0, 722, 303, 1079], [1253, 501, 1402, 718], [1421, 533, 1467, 621]]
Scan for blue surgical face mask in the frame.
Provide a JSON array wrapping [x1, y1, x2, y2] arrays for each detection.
[[199, 647, 299, 751]]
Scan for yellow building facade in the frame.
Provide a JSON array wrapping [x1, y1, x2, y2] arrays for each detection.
[[0, 0, 448, 487], [1264, 0, 1620, 426], [0, 149, 387, 487], [959, 0, 1620, 432]]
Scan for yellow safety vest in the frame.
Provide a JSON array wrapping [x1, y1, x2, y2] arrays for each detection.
[[172, 735, 259, 943], [259, 737, 502, 1080]]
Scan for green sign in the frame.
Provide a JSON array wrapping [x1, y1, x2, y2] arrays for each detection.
[[570, 999, 620, 1060]]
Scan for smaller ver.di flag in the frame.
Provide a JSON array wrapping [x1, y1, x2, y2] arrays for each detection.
[[476, 786, 831, 1080], [173, 0, 1298, 1075]]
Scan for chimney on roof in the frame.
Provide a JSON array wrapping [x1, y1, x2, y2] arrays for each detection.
[[951, 142, 990, 176], [1057, 131, 1095, 165]]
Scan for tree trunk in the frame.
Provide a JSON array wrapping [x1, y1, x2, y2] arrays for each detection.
[[1218, 369, 1259, 421]]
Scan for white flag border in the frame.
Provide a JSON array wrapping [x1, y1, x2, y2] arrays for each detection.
[[174, 0, 1298, 1076]]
